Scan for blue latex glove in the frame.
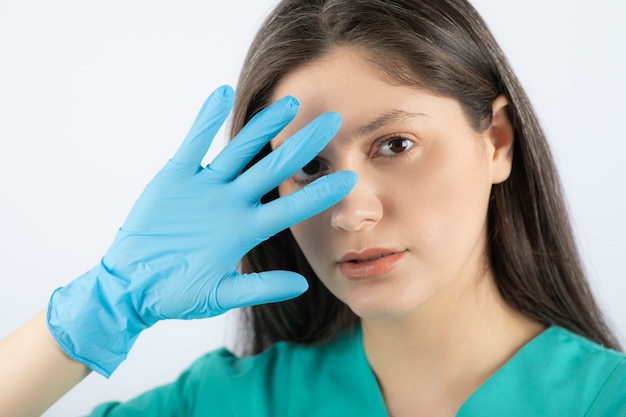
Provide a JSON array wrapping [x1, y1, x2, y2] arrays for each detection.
[[47, 86, 356, 377]]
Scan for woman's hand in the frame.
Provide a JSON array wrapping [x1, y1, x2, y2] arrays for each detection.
[[47, 86, 356, 377]]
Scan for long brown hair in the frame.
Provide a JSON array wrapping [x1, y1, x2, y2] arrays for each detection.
[[231, 0, 621, 354]]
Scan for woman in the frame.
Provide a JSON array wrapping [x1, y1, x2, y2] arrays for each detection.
[[1, 0, 624, 416]]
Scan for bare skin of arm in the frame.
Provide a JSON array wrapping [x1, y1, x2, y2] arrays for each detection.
[[0, 310, 90, 417]]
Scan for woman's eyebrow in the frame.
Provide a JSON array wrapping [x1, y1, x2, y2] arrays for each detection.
[[355, 110, 428, 137]]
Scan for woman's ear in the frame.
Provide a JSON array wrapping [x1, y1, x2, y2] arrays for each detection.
[[485, 95, 514, 184]]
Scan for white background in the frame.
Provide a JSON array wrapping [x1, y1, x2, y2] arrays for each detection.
[[1, 1, 624, 416]]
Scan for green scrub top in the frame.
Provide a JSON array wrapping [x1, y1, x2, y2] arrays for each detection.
[[87, 326, 626, 416]]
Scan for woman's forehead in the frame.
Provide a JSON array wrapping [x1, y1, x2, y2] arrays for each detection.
[[268, 55, 467, 148]]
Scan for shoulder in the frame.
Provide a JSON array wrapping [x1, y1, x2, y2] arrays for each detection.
[[182, 342, 301, 415], [544, 326, 625, 367], [189, 326, 363, 379], [459, 326, 626, 417], [545, 327, 626, 416], [87, 342, 325, 417], [544, 326, 626, 386], [185, 327, 372, 415], [188, 334, 347, 380]]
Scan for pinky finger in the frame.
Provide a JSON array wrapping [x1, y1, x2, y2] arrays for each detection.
[[214, 271, 309, 312]]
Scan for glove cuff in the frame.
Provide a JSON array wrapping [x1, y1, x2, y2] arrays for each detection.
[[46, 260, 145, 378]]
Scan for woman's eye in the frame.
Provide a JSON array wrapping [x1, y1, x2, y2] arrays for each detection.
[[302, 159, 323, 176], [292, 158, 328, 184], [378, 137, 414, 156]]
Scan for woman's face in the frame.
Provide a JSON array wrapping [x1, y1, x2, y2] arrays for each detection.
[[270, 46, 512, 320]]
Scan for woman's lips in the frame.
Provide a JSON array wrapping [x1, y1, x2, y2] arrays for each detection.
[[337, 249, 405, 280]]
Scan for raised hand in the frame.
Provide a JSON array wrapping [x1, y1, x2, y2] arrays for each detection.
[[47, 86, 356, 377]]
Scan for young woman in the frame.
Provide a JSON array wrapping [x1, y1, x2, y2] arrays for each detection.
[[1, 1, 624, 416]]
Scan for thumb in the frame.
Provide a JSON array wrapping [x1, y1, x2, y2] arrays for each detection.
[[214, 271, 309, 312]]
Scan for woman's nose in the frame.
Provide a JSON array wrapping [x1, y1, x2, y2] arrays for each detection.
[[329, 174, 383, 232]]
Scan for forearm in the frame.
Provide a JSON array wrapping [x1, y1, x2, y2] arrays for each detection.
[[0, 310, 91, 417], [0, 86, 354, 417]]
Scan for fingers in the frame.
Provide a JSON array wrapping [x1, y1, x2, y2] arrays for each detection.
[[237, 112, 342, 197], [171, 85, 235, 166], [207, 96, 299, 179], [213, 271, 309, 312], [253, 170, 357, 240]]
